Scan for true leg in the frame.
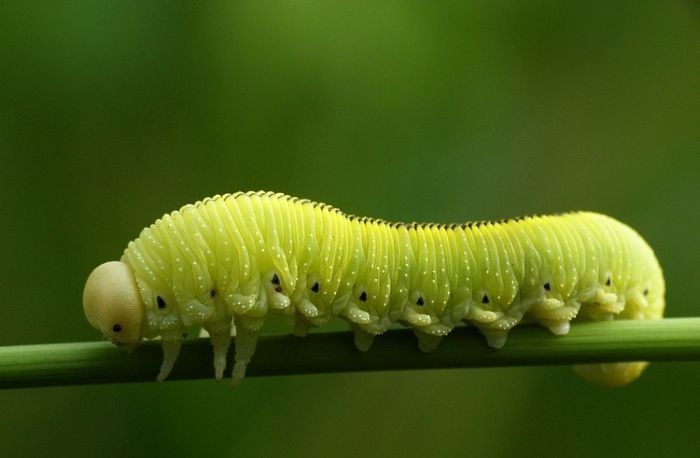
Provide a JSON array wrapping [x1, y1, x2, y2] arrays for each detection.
[[157, 338, 182, 382]]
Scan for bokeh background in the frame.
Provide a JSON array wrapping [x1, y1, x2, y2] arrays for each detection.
[[1, 1, 699, 457]]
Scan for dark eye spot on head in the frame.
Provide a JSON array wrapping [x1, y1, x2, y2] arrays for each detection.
[[416, 296, 424, 306], [182, 333, 188, 339], [482, 294, 490, 304], [544, 282, 551, 291], [311, 282, 320, 293], [359, 291, 367, 302], [605, 276, 612, 287], [112, 324, 122, 333], [210, 289, 217, 298], [643, 288, 649, 296], [271, 273, 280, 285], [157, 296, 167, 309]]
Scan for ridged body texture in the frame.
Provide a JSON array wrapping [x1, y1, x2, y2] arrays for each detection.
[[122, 191, 665, 386]]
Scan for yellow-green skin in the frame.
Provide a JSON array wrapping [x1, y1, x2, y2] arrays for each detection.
[[113, 191, 664, 386]]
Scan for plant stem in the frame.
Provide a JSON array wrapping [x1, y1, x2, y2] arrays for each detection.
[[2, 318, 699, 389]]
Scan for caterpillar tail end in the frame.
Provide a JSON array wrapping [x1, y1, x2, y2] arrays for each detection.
[[573, 362, 649, 387]]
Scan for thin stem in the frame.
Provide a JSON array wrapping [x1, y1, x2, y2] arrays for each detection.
[[2, 318, 700, 389]]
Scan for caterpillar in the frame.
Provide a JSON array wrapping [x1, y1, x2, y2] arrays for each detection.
[[82, 191, 665, 387]]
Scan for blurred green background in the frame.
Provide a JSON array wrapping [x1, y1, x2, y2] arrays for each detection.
[[1, 1, 699, 457]]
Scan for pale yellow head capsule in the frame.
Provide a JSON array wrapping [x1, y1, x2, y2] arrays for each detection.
[[83, 261, 145, 349]]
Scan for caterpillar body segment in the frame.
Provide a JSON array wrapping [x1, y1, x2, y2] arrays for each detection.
[[82, 192, 665, 387]]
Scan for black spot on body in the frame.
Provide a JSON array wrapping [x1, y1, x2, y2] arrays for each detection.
[[311, 282, 320, 293], [359, 291, 367, 302], [157, 296, 167, 309], [112, 324, 122, 333]]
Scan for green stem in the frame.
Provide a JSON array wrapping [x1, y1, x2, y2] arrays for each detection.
[[2, 318, 700, 389]]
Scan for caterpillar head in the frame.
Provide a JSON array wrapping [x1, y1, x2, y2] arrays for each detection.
[[83, 261, 145, 349]]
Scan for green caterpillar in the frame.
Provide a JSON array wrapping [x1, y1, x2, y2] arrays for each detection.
[[82, 191, 665, 387]]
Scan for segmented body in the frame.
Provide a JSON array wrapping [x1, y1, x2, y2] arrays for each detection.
[[122, 191, 665, 386]]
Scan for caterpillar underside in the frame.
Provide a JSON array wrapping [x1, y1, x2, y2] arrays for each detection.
[[97, 191, 665, 387]]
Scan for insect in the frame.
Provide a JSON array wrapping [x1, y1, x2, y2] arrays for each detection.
[[82, 191, 665, 387]]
